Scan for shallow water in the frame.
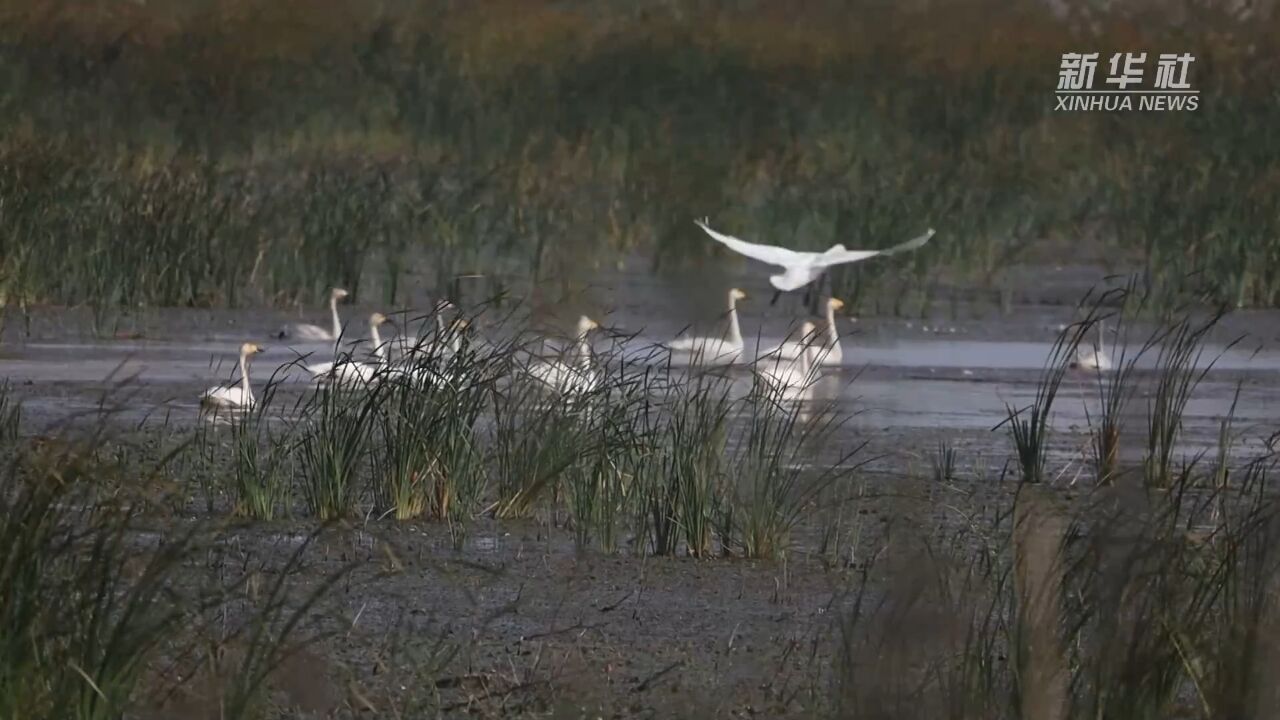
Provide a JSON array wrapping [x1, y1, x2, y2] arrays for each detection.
[[4, 279, 1280, 468]]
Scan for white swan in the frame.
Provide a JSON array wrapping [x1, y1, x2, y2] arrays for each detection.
[[396, 300, 458, 359], [276, 287, 349, 342], [756, 322, 820, 399], [760, 297, 846, 366], [1070, 320, 1112, 371], [694, 218, 935, 292], [528, 316, 600, 394], [666, 288, 747, 365], [201, 342, 265, 410], [307, 313, 389, 388], [394, 318, 472, 388]]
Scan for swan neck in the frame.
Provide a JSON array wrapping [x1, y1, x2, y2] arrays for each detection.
[[330, 296, 342, 342], [825, 306, 839, 344], [239, 352, 253, 404], [727, 298, 742, 345], [574, 332, 592, 368], [371, 323, 387, 363]]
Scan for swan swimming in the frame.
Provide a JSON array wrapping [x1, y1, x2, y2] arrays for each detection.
[[201, 342, 265, 410], [694, 218, 935, 295], [396, 300, 458, 360], [276, 287, 349, 343], [394, 317, 472, 388], [1070, 320, 1112, 371], [755, 322, 821, 399], [761, 297, 846, 366], [307, 312, 390, 388], [528, 316, 601, 394], [666, 288, 747, 365]]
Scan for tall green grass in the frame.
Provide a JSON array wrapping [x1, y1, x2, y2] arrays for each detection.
[[228, 379, 291, 520], [297, 383, 377, 520], [726, 377, 866, 560], [0, 382, 20, 446], [836, 300, 1280, 718], [0, 419, 344, 718]]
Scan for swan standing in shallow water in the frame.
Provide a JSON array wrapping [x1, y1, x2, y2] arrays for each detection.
[[761, 297, 846, 366], [666, 288, 747, 365], [528, 316, 601, 394], [201, 343, 265, 410], [307, 313, 389, 388], [276, 287, 349, 343], [694, 218, 935, 300], [756, 322, 820, 399], [1070, 320, 1113, 371]]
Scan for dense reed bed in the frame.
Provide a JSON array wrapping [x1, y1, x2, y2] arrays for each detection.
[[0, 0, 1277, 318]]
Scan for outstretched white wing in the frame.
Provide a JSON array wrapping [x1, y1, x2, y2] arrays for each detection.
[[695, 218, 807, 268], [816, 228, 936, 268]]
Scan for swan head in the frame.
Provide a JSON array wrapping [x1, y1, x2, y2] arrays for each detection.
[[451, 318, 470, 331], [331, 288, 350, 301], [370, 312, 390, 326], [239, 342, 265, 358], [828, 298, 846, 312], [729, 288, 747, 302], [577, 316, 600, 334]]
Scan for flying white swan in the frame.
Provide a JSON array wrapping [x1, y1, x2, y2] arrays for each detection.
[[760, 297, 847, 366], [307, 313, 389, 388], [666, 288, 747, 365], [755, 322, 820, 400], [694, 218, 936, 293], [276, 287, 349, 342], [1070, 320, 1112, 371], [201, 342, 265, 410], [528, 316, 601, 394]]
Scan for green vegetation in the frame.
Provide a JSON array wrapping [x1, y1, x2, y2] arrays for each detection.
[[3, 282, 1279, 715], [0, 0, 1276, 318], [837, 288, 1280, 717], [194, 320, 867, 561], [0, 413, 347, 719]]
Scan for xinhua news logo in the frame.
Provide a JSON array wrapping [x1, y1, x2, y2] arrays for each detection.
[[1055, 52, 1198, 112]]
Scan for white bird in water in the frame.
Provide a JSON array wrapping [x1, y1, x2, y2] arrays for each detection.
[[755, 322, 821, 400], [1070, 320, 1113, 372], [528, 316, 601, 395], [760, 297, 847, 366], [694, 218, 935, 301], [276, 287, 350, 343], [201, 342, 265, 410], [395, 317, 473, 388], [307, 312, 390, 388], [396, 300, 458, 360], [666, 288, 747, 366]]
